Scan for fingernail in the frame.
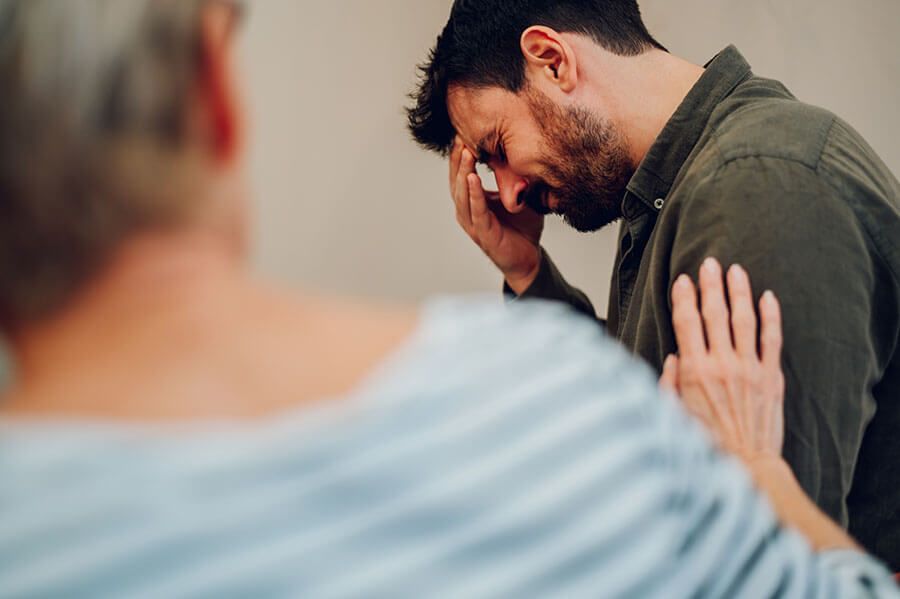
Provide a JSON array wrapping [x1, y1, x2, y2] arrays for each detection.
[[675, 274, 690, 289], [728, 263, 747, 282], [702, 257, 718, 273], [762, 290, 775, 303]]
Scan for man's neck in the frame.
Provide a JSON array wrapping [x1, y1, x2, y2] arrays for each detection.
[[573, 43, 705, 169], [620, 50, 705, 168]]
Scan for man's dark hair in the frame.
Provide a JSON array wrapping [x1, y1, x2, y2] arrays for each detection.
[[407, 0, 665, 156]]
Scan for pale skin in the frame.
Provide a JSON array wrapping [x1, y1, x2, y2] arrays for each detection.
[[0, 3, 863, 560], [446, 26, 704, 293]]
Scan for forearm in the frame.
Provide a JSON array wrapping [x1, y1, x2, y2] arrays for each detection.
[[748, 456, 860, 553], [503, 247, 599, 320]]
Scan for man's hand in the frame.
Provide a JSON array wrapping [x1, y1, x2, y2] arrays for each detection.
[[450, 138, 544, 294]]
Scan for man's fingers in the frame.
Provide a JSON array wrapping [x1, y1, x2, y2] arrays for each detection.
[[468, 173, 494, 237], [449, 137, 463, 191], [759, 290, 783, 373], [671, 274, 706, 360], [727, 264, 758, 359], [699, 258, 733, 352], [454, 149, 475, 228], [659, 354, 680, 394]]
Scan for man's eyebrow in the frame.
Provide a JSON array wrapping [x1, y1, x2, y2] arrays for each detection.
[[475, 129, 499, 163]]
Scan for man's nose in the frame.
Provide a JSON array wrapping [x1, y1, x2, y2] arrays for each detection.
[[494, 167, 528, 214]]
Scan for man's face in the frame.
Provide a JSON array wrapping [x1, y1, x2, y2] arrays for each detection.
[[447, 84, 634, 232]]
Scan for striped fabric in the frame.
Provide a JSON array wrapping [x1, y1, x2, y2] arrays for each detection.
[[0, 297, 897, 598]]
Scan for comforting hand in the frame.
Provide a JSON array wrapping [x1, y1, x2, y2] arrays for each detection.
[[449, 137, 544, 294], [660, 258, 786, 465]]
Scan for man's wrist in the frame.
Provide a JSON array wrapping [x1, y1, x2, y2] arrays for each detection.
[[504, 256, 541, 296]]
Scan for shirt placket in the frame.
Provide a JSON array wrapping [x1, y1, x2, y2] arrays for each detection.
[[615, 194, 656, 331]]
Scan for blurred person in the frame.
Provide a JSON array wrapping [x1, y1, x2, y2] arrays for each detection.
[[407, 0, 900, 569], [0, 1, 898, 597]]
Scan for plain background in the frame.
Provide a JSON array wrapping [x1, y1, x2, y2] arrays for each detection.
[[1, 1, 898, 384]]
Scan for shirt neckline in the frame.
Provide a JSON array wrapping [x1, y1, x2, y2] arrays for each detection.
[[624, 45, 754, 214]]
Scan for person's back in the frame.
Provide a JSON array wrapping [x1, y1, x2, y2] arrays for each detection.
[[3, 297, 899, 597]]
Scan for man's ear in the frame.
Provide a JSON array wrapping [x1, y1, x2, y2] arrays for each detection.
[[197, 2, 243, 164], [520, 26, 577, 93]]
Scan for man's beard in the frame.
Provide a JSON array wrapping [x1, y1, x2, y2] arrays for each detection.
[[524, 91, 634, 233]]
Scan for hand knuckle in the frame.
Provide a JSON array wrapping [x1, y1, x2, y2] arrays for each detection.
[[732, 312, 754, 330], [747, 365, 763, 391], [734, 364, 750, 385], [678, 359, 701, 385], [672, 309, 692, 329], [722, 360, 740, 384], [698, 361, 719, 385], [763, 327, 781, 345], [702, 303, 725, 322]]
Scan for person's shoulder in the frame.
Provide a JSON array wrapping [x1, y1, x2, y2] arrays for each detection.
[[669, 79, 860, 220], [400, 295, 654, 402], [420, 295, 604, 347], [707, 77, 838, 172], [419, 295, 613, 361]]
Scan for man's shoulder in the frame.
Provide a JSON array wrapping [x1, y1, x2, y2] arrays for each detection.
[[671, 77, 900, 261], [703, 76, 838, 172]]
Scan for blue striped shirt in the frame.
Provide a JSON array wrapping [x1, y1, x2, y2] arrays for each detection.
[[0, 297, 896, 598]]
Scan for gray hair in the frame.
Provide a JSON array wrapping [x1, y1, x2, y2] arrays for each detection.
[[0, 0, 210, 327]]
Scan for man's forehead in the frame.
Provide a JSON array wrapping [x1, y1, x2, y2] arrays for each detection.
[[447, 84, 520, 148]]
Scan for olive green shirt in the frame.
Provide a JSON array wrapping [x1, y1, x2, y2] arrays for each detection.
[[512, 46, 900, 570]]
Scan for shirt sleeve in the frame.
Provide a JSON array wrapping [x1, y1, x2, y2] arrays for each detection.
[[667, 155, 890, 528], [502, 247, 600, 322]]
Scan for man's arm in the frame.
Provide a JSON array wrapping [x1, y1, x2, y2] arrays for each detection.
[[668, 157, 887, 526], [502, 247, 599, 320]]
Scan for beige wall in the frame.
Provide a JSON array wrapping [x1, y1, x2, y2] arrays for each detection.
[[244, 0, 900, 316]]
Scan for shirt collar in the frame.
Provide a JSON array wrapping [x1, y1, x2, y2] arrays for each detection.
[[624, 45, 754, 213]]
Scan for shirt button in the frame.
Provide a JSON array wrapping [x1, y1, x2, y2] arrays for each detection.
[[654, 198, 665, 210]]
